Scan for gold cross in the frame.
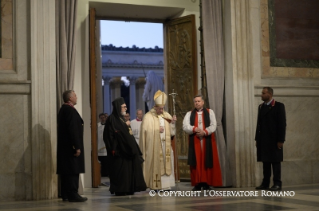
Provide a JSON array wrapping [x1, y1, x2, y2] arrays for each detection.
[[154, 174, 161, 187]]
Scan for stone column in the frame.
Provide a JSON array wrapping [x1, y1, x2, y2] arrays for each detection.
[[110, 77, 122, 103], [129, 76, 137, 119], [103, 76, 112, 115], [224, 0, 256, 187], [136, 77, 146, 114], [30, 0, 57, 199]]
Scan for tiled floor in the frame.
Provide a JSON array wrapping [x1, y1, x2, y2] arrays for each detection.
[[1, 179, 318, 211]]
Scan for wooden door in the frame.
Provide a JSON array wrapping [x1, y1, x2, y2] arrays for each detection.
[[165, 15, 198, 180], [89, 8, 101, 188]]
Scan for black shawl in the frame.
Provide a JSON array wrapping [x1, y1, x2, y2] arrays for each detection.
[[103, 97, 146, 192], [187, 108, 213, 168], [103, 97, 142, 159]]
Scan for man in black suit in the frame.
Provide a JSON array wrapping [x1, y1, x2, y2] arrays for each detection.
[[255, 87, 286, 191], [57, 90, 87, 202]]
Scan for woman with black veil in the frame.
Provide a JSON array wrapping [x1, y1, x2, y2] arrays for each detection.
[[103, 97, 146, 196]]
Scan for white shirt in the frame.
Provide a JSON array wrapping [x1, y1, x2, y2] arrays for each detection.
[[130, 119, 142, 144], [183, 109, 217, 136], [98, 123, 107, 156]]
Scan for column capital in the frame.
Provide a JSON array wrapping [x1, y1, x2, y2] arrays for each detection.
[[110, 77, 122, 85], [102, 76, 112, 84], [136, 77, 146, 85], [128, 76, 138, 84]]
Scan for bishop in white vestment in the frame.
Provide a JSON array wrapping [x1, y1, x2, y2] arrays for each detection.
[[139, 90, 177, 190]]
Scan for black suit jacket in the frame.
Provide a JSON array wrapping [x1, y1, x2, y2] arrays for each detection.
[[57, 104, 85, 174], [255, 100, 286, 162]]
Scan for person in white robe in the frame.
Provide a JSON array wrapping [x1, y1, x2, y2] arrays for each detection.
[[98, 113, 108, 177], [130, 109, 143, 145], [139, 90, 177, 190]]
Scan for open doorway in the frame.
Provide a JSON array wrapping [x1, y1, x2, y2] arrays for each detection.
[[89, 6, 198, 187], [97, 20, 165, 186], [100, 20, 164, 118]]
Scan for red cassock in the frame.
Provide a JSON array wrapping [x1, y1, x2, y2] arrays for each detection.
[[190, 111, 223, 187]]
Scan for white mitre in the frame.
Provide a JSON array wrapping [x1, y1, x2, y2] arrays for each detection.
[[154, 90, 167, 106]]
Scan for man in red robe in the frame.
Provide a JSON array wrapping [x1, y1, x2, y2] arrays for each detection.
[[182, 95, 223, 191]]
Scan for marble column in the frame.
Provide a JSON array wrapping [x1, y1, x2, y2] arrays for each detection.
[[30, 0, 57, 199], [224, 0, 256, 187], [129, 76, 137, 119], [110, 77, 122, 103], [103, 76, 112, 115], [136, 77, 146, 114]]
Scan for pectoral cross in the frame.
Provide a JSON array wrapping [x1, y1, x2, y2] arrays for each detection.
[[154, 174, 161, 188]]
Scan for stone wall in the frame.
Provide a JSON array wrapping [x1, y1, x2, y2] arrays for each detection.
[[0, 0, 32, 201], [224, 0, 319, 187], [0, 0, 57, 201], [255, 0, 319, 186]]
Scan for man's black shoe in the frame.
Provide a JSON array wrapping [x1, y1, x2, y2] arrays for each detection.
[[255, 185, 268, 190], [269, 185, 281, 191], [203, 185, 212, 190], [68, 196, 87, 202], [192, 185, 201, 191]]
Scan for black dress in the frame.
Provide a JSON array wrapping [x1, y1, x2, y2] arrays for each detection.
[[103, 97, 146, 195]]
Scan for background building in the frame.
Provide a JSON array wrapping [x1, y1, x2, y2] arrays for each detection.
[[101, 44, 164, 119]]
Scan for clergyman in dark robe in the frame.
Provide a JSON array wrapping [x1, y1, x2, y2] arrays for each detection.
[[57, 90, 87, 202], [103, 97, 146, 196]]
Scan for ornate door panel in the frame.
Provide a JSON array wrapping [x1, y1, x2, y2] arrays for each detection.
[[165, 15, 197, 179]]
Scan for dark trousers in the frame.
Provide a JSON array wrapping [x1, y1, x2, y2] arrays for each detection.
[[60, 174, 79, 199], [98, 156, 110, 177], [262, 162, 281, 187]]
